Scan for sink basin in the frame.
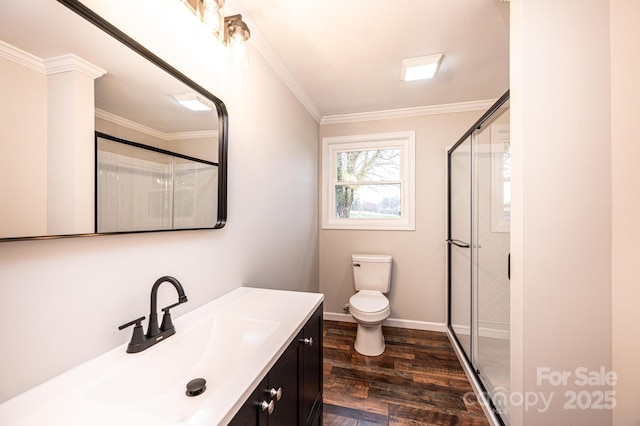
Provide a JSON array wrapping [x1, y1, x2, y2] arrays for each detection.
[[0, 287, 323, 426], [88, 315, 279, 421]]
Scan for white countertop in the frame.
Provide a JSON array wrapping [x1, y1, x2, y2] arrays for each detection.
[[0, 287, 324, 425]]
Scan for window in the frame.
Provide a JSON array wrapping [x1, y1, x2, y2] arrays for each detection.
[[490, 124, 510, 232], [322, 131, 415, 230]]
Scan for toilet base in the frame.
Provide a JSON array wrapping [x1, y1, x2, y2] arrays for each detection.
[[354, 322, 385, 356]]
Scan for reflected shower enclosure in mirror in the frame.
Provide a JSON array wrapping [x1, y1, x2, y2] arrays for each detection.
[[0, 0, 228, 241], [96, 133, 218, 233]]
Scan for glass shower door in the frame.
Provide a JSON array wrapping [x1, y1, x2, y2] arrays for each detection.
[[447, 92, 510, 426], [473, 103, 511, 423], [448, 136, 472, 360]]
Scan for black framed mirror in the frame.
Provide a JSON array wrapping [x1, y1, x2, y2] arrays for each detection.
[[0, 0, 227, 241]]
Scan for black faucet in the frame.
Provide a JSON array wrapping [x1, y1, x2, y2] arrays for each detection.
[[119, 276, 188, 353]]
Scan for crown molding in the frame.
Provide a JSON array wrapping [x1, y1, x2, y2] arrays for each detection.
[[0, 40, 106, 80], [232, 8, 321, 123], [230, 9, 498, 126], [165, 130, 219, 141], [95, 109, 217, 141], [320, 99, 498, 125], [0, 40, 46, 73], [44, 54, 106, 79], [96, 109, 167, 140]]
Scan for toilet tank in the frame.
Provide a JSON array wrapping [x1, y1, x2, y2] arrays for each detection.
[[352, 254, 393, 292]]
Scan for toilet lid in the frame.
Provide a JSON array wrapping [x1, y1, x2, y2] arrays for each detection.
[[350, 290, 389, 313]]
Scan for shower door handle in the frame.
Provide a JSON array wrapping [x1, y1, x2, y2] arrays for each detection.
[[446, 239, 470, 248], [508, 252, 510, 280]]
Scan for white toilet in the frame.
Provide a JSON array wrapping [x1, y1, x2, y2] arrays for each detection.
[[349, 254, 392, 356]]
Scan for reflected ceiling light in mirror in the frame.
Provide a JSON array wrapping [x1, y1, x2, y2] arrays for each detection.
[[172, 93, 215, 111], [400, 54, 443, 81]]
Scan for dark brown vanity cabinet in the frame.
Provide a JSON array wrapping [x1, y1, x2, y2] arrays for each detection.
[[228, 304, 323, 426], [299, 304, 322, 425]]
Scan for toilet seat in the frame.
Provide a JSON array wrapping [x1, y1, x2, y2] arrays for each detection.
[[349, 290, 390, 323], [350, 290, 389, 312]]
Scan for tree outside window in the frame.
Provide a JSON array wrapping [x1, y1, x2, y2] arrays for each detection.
[[335, 149, 400, 219], [322, 131, 415, 231]]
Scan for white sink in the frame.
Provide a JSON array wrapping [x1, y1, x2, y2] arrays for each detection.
[[88, 315, 279, 421], [0, 287, 323, 426]]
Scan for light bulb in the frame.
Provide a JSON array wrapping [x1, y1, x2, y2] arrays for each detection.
[[202, 0, 220, 33], [229, 35, 248, 68]]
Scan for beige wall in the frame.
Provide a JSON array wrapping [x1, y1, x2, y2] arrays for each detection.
[[0, 56, 48, 238], [611, 0, 640, 423], [0, 0, 319, 403], [319, 110, 486, 327], [511, 0, 612, 424], [95, 117, 218, 163]]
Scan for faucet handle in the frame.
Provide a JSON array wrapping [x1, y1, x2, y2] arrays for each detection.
[[119, 316, 145, 331], [161, 302, 181, 312], [160, 304, 179, 333], [119, 316, 147, 352]]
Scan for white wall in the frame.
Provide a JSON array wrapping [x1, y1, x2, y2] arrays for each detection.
[[319, 110, 486, 328], [511, 0, 612, 424], [0, 0, 319, 403], [611, 0, 640, 424]]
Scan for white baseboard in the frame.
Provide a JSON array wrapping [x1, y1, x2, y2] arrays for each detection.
[[451, 322, 510, 340], [479, 321, 509, 340], [323, 311, 447, 333], [323, 312, 356, 323]]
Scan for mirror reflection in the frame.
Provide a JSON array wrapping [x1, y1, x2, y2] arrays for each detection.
[[96, 133, 217, 232], [0, 0, 226, 240]]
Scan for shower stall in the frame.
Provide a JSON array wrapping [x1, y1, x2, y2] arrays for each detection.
[[447, 91, 510, 425]]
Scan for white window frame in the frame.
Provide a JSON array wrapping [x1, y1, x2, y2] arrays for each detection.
[[490, 124, 510, 233], [321, 131, 415, 230]]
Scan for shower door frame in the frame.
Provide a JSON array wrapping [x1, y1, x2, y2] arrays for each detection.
[[446, 90, 510, 426]]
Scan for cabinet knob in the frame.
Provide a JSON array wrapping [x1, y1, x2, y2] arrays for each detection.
[[300, 337, 313, 346], [269, 387, 282, 401], [260, 399, 275, 414]]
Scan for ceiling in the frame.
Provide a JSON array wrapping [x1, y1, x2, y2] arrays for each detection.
[[235, 0, 510, 120], [2, 0, 510, 126]]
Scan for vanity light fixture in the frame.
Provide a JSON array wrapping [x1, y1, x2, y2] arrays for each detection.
[[182, 0, 224, 33], [223, 14, 251, 45], [400, 54, 443, 81], [181, 0, 251, 47], [172, 93, 214, 111]]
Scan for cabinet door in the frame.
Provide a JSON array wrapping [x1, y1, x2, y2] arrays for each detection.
[[268, 338, 300, 424], [228, 377, 268, 426], [300, 304, 323, 425], [228, 303, 323, 426]]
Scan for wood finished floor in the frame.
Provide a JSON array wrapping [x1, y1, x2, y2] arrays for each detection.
[[322, 321, 489, 426]]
